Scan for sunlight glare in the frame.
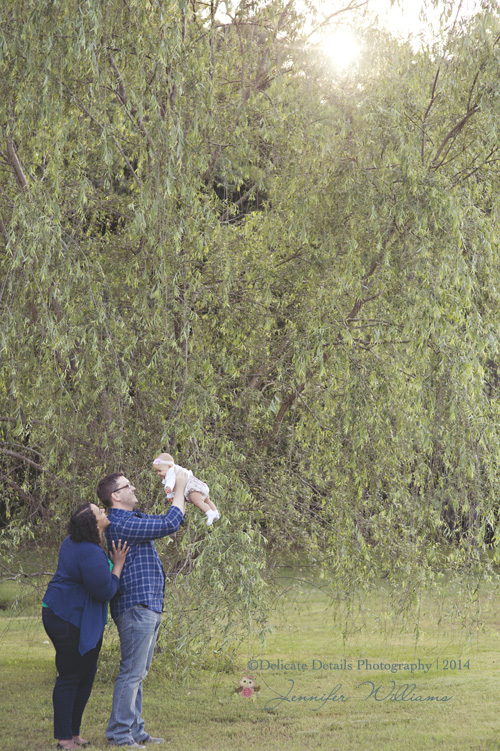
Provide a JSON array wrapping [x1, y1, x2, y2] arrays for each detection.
[[322, 28, 361, 71]]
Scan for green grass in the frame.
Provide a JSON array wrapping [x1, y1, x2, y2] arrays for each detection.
[[2, 571, 500, 750], [0, 546, 56, 617]]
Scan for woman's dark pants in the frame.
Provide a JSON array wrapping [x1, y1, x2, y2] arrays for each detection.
[[42, 607, 102, 740]]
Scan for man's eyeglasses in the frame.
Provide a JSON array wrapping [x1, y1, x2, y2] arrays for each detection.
[[114, 483, 133, 493]]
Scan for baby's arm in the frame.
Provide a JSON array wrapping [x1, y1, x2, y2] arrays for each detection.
[[164, 465, 176, 494]]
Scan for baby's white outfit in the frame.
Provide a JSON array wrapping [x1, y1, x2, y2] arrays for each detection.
[[163, 465, 219, 525]]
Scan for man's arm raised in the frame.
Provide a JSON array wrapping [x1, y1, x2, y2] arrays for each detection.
[[106, 472, 188, 545]]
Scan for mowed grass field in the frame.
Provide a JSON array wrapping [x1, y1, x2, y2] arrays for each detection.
[[2, 568, 500, 751]]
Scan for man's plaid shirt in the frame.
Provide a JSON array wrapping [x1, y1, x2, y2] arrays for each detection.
[[105, 505, 184, 620]]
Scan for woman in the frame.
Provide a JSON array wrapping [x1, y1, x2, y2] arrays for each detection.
[[43, 503, 128, 750]]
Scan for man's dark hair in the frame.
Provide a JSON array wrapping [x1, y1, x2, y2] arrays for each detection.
[[97, 472, 125, 508], [68, 503, 100, 545]]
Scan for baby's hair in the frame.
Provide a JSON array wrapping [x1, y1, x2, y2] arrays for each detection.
[[153, 452, 174, 468]]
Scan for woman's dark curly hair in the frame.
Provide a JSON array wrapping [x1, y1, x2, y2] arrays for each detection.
[[68, 503, 100, 545]]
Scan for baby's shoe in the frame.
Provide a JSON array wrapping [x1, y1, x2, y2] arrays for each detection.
[[206, 509, 220, 526]]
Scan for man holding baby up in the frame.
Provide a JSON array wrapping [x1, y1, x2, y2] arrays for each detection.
[[96, 470, 187, 748]]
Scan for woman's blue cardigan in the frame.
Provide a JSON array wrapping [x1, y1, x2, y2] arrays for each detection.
[[43, 537, 120, 655]]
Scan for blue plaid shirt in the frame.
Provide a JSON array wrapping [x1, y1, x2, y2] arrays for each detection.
[[105, 505, 184, 620]]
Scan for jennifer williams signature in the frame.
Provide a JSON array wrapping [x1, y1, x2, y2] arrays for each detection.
[[264, 680, 349, 711], [264, 679, 453, 711], [359, 680, 453, 703]]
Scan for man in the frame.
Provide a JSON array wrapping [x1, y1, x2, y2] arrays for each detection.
[[97, 471, 187, 748]]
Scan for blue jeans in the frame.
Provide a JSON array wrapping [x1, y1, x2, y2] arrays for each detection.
[[106, 605, 162, 745], [42, 607, 102, 740]]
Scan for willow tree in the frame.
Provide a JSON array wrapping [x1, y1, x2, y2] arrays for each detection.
[[1, 0, 500, 620], [0, 0, 298, 644], [236, 9, 500, 595], [231, 11, 500, 585]]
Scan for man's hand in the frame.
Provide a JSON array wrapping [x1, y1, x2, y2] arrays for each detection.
[[170, 469, 187, 515], [175, 469, 187, 490]]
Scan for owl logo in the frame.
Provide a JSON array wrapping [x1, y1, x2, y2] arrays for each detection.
[[235, 675, 260, 698]]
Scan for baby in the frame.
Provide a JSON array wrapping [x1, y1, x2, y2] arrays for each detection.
[[153, 453, 220, 526]]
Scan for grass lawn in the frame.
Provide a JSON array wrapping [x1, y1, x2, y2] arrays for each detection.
[[2, 569, 500, 750]]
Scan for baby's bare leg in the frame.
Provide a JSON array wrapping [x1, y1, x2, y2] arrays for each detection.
[[206, 496, 217, 512], [188, 491, 220, 525], [188, 490, 211, 514]]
